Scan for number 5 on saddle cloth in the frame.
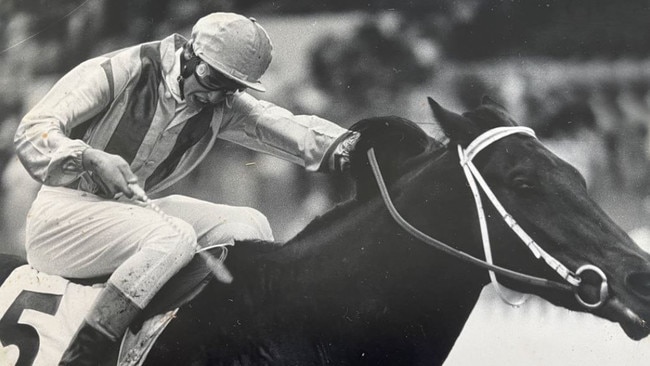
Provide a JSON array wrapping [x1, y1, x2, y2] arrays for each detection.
[[0, 247, 222, 366]]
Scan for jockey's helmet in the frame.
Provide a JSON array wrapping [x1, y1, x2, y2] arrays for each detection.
[[191, 12, 273, 92]]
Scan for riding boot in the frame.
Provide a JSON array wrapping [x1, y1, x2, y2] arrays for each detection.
[[59, 283, 141, 366], [57, 320, 116, 366]]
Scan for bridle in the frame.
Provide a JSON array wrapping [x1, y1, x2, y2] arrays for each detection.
[[366, 126, 610, 309]]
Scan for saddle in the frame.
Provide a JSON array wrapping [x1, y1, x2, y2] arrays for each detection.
[[0, 247, 223, 366]]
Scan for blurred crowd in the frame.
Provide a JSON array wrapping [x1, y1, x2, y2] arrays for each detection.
[[2, 1, 650, 257]]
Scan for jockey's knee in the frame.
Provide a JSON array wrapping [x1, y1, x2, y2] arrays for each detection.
[[202, 207, 274, 246], [241, 207, 274, 242], [144, 217, 197, 266]]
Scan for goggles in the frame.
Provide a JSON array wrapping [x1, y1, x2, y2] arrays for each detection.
[[194, 61, 246, 95]]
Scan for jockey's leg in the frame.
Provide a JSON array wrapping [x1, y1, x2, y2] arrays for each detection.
[[24, 187, 197, 365], [153, 194, 275, 248], [59, 225, 196, 366]]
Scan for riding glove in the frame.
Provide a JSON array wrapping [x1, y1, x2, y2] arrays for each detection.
[[327, 131, 361, 173]]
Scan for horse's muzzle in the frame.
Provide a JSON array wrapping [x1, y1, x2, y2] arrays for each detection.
[[604, 297, 649, 340]]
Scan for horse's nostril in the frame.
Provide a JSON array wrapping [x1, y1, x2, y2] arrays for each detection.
[[626, 272, 650, 298]]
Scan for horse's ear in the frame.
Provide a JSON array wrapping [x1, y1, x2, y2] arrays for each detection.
[[348, 116, 430, 201], [476, 95, 518, 127], [428, 97, 480, 145]]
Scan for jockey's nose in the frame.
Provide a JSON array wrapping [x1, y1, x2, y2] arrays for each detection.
[[206, 90, 224, 104], [626, 271, 650, 299]]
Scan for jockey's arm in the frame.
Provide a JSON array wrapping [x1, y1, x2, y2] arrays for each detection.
[[14, 59, 136, 196], [14, 59, 109, 186], [218, 92, 357, 172]]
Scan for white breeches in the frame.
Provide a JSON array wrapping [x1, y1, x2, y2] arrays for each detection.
[[24, 186, 273, 308]]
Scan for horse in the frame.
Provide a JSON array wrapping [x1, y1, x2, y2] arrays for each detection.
[[1, 96, 649, 366]]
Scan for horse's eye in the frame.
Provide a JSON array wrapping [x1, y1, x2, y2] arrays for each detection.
[[512, 176, 535, 190]]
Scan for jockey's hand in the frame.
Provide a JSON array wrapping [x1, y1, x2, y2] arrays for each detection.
[[82, 148, 138, 199], [327, 131, 360, 173]]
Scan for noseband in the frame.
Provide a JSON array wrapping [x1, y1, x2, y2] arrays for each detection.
[[367, 126, 610, 309]]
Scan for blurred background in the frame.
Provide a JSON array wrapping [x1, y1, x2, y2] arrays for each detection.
[[2, 0, 650, 258]]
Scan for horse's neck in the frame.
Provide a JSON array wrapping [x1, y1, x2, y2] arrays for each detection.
[[249, 151, 486, 318]]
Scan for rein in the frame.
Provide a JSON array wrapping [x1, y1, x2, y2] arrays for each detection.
[[366, 126, 611, 308]]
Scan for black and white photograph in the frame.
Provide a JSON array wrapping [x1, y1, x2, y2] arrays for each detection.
[[1, 1, 650, 365]]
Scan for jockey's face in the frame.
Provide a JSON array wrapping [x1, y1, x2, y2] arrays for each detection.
[[184, 61, 246, 108]]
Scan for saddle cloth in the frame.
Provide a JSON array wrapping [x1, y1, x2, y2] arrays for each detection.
[[0, 265, 175, 366]]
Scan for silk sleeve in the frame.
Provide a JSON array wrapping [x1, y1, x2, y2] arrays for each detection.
[[219, 93, 347, 171], [14, 59, 112, 186]]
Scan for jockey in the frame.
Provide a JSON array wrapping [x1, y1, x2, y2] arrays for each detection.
[[14, 12, 358, 365]]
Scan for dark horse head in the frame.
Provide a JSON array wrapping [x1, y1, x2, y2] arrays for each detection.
[[423, 96, 650, 338], [2, 97, 648, 365]]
